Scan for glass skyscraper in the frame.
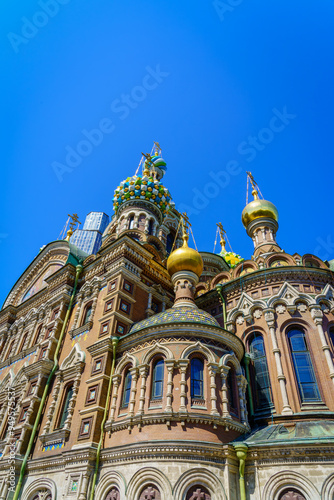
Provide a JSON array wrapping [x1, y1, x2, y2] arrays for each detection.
[[70, 212, 109, 255]]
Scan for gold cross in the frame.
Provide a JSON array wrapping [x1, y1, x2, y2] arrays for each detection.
[[246, 171, 257, 191], [68, 213, 81, 231]]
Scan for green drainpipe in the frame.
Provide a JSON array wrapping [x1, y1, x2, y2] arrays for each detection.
[[215, 284, 227, 327], [233, 443, 248, 500], [13, 264, 83, 500], [89, 336, 119, 500], [243, 354, 254, 418]]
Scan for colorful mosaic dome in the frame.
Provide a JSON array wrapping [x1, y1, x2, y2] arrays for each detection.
[[113, 174, 172, 216], [150, 154, 167, 171], [129, 306, 220, 334], [220, 250, 244, 268]]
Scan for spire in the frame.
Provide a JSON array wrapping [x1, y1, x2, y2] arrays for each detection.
[[242, 173, 280, 257], [216, 222, 244, 268]]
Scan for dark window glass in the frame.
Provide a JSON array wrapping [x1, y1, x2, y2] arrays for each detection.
[[122, 371, 132, 407], [288, 329, 321, 402], [249, 334, 272, 409], [166, 231, 176, 255], [58, 385, 74, 429], [227, 367, 237, 411], [329, 328, 334, 353], [83, 305, 92, 324], [128, 216, 135, 230], [148, 219, 154, 235], [191, 358, 204, 399], [151, 359, 164, 399]]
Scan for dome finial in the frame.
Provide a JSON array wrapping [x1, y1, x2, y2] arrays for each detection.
[[65, 213, 81, 241], [216, 222, 226, 253]]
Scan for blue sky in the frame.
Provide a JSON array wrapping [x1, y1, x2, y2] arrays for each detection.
[[1, 0, 334, 306]]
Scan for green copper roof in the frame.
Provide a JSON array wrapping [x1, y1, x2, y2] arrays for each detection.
[[129, 306, 220, 334], [238, 420, 334, 447], [66, 242, 89, 266]]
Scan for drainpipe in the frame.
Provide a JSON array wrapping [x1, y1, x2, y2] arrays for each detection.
[[243, 354, 254, 418], [13, 264, 83, 500], [216, 284, 227, 327], [233, 443, 248, 500], [89, 336, 119, 500]]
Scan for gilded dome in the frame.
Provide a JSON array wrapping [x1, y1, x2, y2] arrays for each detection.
[[167, 235, 203, 278], [241, 198, 278, 228]]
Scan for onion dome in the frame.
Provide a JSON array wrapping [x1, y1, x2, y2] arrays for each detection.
[[241, 189, 279, 228], [150, 154, 167, 171], [113, 174, 172, 217], [167, 233, 203, 278]]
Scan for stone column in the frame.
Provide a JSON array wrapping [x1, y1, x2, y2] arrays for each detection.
[[310, 307, 334, 384], [165, 361, 174, 413], [128, 368, 139, 417], [137, 365, 149, 415], [208, 363, 220, 416], [109, 374, 121, 421], [64, 366, 83, 430], [178, 360, 189, 413], [236, 374, 248, 425], [78, 471, 91, 500], [220, 366, 231, 419], [264, 310, 293, 415], [43, 375, 62, 434], [72, 293, 84, 331]]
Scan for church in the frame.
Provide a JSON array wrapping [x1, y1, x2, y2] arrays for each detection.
[[0, 145, 333, 500]]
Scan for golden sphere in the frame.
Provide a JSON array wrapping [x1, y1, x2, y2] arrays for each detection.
[[167, 237, 203, 278], [241, 199, 278, 227]]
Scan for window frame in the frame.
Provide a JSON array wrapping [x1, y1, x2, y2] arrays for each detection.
[[247, 332, 273, 412], [151, 358, 164, 401], [121, 369, 132, 408], [56, 383, 74, 430], [190, 356, 205, 401]]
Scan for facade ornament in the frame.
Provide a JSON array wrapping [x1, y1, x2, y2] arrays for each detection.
[[236, 315, 244, 325], [253, 309, 262, 319], [275, 304, 286, 314]]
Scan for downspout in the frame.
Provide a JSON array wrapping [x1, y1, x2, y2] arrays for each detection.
[[243, 354, 254, 418], [216, 284, 227, 327], [13, 264, 83, 500], [89, 335, 119, 500], [233, 443, 248, 500]]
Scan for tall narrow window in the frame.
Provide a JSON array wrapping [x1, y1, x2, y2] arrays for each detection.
[[128, 215, 135, 230], [191, 358, 204, 399], [122, 370, 132, 408], [166, 230, 176, 255], [151, 359, 164, 400], [148, 219, 154, 235], [83, 304, 92, 325], [249, 334, 272, 410], [227, 366, 238, 413], [57, 384, 74, 429], [329, 327, 334, 356], [288, 329, 321, 402]]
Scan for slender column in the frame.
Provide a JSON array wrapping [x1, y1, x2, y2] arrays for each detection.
[[137, 365, 149, 415], [43, 375, 62, 434], [208, 363, 219, 416], [72, 293, 84, 330], [236, 374, 248, 424], [243, 355, 254, 418], [64, 367, 82, 430], [109, 374, 121, 421], [161, 294, 166, 312], [310, 307, 334, 384], [78, 471, 91, 500], [178, 360, 189, 413], [128, 368, 139, 417], [90, 285, 100, 319], [165, 360, 174, 413], [264, 310, 293, 415], [220, 366, 231, 418]]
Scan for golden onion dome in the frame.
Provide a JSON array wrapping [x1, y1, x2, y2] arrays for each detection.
[[241, 190, 278, 228], [167, 234, 203, 278]]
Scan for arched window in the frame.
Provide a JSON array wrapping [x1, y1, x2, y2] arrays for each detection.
[[57, 384, 74, 429], [248, 333, 272, 410], [82, 304, 92, 325], [18, 333, 28, 353], [148, 219, 154, 235], [128, 215, 135, 230], [278, 488, 306, 500], [166, 230, 176, 255], [122, 370, 132, 408], [329, 327, 334, 356], [288, 329, 321, 402], [151, 359, 164, 400], [32, 324, 43, 346], [226, 366, 238, 414], [191, 357, 204, 399], [186, 485, 211, 500], [139, 484, 161, 500], [105, 487, 120, 500]]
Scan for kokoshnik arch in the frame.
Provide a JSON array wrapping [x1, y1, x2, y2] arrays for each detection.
[[0, 145, 334, 500]]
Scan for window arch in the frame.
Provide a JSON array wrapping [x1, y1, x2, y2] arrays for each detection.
[[32, 324, 43, 346], [122, 369, 132, 408], [278, 488, 306, 500], [287, 328, 321, 402], [82, 303, 93, 325], [139, 484, 161, 500], [186, 485, 211, 500], [191, 357, 204, 400], [151, 358, 164, 400], [105, 487, 120, 500], [248, 333, 272, 410], [148, 219, 154, 235], [56, 384, 74, 429], [18, 332, 28, 353]]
